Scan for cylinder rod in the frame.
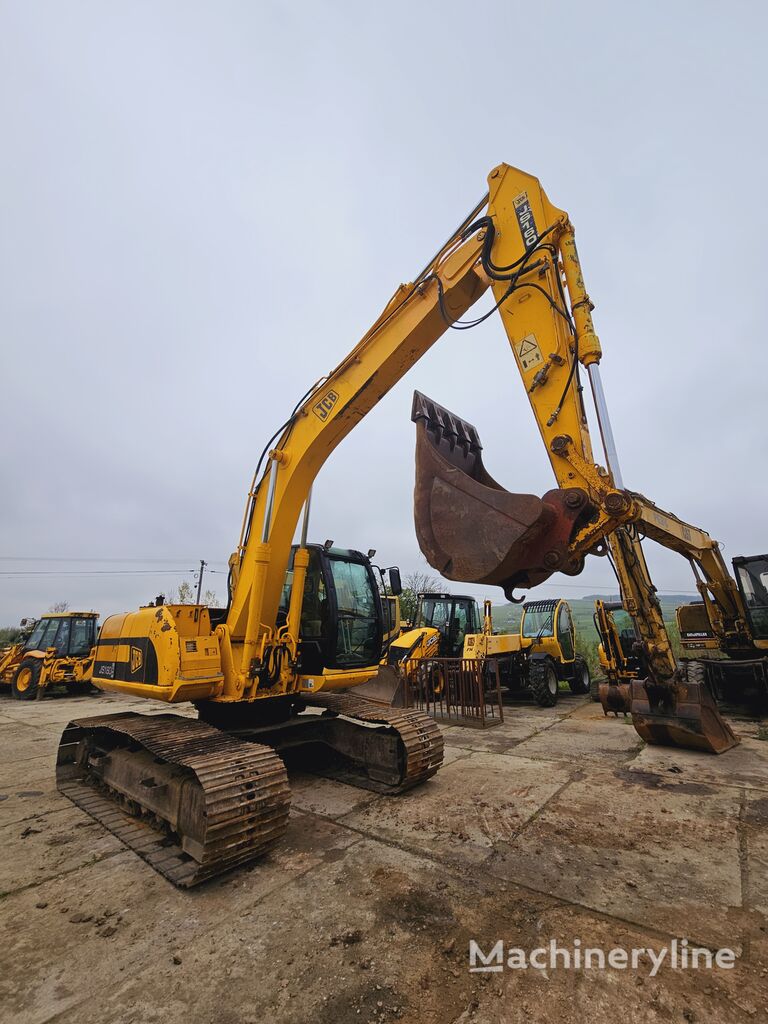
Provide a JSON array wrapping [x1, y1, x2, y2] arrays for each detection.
[[261, 458, 280, 542], [587, 363, 624, 489], [300, 486, 313, 548]]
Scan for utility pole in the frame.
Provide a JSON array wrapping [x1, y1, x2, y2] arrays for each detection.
[[195, 559, 208, 605]]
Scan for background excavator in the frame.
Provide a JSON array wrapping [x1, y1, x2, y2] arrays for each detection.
[[57, 162, 760, 888]]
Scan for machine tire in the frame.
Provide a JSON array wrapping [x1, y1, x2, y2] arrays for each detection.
[[685, 659, 713, 695], [590, 675, 602, 702], [568, 656, 591, 695], [529, 658, 559, 707], [13, 659, 42, 701]]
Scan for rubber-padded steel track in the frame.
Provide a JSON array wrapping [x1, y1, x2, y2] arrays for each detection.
[[56, 713, 290, 887], [303, 692, 444, 791]]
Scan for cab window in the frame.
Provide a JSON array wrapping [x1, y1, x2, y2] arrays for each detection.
[[69, 618, 95, 656], [556, 604, 575, 660], [522, 606, 554, 638], [736, 557, 768, 640], [53, 618, 71, 654], [329, 558, 378, 667], [26, 618, 60, 651]]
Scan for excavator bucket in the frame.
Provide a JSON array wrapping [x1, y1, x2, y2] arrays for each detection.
[[598, 680, 632, 716], [629, 668, 739, 754], [411, 391, 595, 599]]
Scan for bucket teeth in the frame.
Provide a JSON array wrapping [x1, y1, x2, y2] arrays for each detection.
[[411, 391, 594, 597]]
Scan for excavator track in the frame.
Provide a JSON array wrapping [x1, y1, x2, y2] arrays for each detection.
[[56, 713, 291, 888], [302, 692, 444, 792], [208, 692, 445, 793]]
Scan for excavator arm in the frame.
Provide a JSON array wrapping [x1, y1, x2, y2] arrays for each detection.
[[411, 166, 744, 753]]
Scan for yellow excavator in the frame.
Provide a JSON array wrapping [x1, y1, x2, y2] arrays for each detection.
[[57, 162, 763, 888]]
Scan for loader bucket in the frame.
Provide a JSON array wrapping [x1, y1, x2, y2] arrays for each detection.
[[411, 391, 595, 599], [629, 671, 739, 754], [352, 666, 408, 708]]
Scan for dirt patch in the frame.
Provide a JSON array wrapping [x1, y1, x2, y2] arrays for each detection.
[[615, 768, 715, 796]]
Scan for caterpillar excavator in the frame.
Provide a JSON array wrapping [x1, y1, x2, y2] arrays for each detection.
[[57, 162, 762, 888]]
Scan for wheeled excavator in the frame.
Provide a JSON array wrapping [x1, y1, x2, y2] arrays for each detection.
[[57, 162, 763, 888]]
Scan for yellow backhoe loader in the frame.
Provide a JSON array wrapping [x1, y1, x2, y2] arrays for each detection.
[[1, 612, 98, 700], [57, 162, 758, 888]]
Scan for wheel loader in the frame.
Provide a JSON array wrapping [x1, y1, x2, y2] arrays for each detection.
[[0, 612, 98, 699], [57, 161, 759, 888]]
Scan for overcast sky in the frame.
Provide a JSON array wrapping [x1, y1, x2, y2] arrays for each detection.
[[1, 1, 766, 626]]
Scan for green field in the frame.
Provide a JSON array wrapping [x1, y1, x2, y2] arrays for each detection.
[[491, 594, 691, 678]]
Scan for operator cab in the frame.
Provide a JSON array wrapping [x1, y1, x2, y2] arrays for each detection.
[[414, 593, 481, 658], [522, 599, 576, 660], [733, 554, 768, 641], [279, 544, 401, 675], [24, 614, 98, 658]]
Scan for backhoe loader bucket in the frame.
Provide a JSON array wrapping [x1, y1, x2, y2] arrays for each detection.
[[630, 663, 739, 754], [411, 391, 595, 599], [352, 666, 408, 708]]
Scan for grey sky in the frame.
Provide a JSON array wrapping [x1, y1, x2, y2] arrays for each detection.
[[1, 1, 766, 626]]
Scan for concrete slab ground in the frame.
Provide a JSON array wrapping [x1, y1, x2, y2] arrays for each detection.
[[0, 689, 767, 1024]]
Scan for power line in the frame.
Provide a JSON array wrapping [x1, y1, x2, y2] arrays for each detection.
[[0, 556, 228, 565], [0, 569, 227, 579]]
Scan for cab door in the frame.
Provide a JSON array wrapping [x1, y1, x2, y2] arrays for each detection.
[[556, 602, 575, 661]]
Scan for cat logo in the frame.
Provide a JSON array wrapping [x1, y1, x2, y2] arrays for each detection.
[[312, 390, 339, 421], [130, 645, 144, 675]]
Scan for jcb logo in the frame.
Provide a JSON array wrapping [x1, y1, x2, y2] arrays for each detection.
[[312, 390, 339, 421], [130, 646, 143, 674]]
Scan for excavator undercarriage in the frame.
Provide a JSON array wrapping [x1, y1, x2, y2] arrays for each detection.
[[58, 696, 442, 886]]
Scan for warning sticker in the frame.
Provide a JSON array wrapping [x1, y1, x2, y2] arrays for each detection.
[[515, 334, 544, 371]]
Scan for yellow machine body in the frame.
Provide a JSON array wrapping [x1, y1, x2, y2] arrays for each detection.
[[1, 612, 98, 700], [86, 162, 763, 751]]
